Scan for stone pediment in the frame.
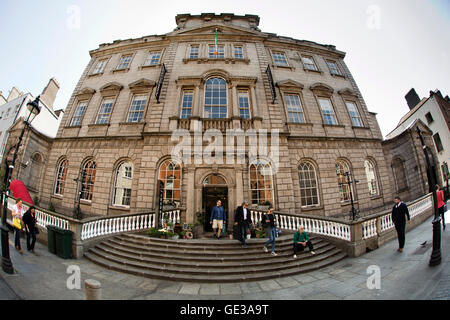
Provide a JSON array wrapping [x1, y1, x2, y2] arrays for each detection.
[[171, 24, 262, 37], [75, 87, 96, 99], [99, 82, 124, 94], [276, 79, 305, 90], [310, 82, 334, 94], [128, 78, 156, 91], [338, 88, 357, 97]]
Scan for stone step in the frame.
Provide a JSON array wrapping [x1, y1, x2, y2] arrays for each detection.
[[94, 240, 333, 266], [86, 246, 342, 277], [84, 250, 347, 283], [108, 237, 325, 257], [101, 239, 329, 263], [118, 233, 316, 250]]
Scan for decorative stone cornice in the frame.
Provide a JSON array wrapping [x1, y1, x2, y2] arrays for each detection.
[[310, 82, 334, 96], [276, 79, 305, 91], [99, 82, 124, 96], [128, 78, 156, 92]]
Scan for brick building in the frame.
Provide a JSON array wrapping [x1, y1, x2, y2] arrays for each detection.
[[37, 13, 399, 225]]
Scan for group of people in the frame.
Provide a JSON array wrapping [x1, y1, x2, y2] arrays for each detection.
[[11, 198, 39, 255], [210, 200, 315, 258]]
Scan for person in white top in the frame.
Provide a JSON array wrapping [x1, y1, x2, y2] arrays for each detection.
[[12, 198, 25, 254]]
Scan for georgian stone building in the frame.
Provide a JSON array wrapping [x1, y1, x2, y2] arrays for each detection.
[[39, 13, 397, 225]]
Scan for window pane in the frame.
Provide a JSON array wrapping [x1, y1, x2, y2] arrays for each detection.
[[127, 95, 146, 123], [298, 162, 319, 206], [204, 78, 227, 118], [80, 160, 96, 201], [249, 160, 274, 206], [346, 102, 362, 127], [113, 162, 133, 206], [272, 52, 288, 66], [285, 94, 305, 123], [180, 91, 193, 119], [54, 159, 68, 195], [209, 45, 224, 58], [96, 99, 114, 124], [159, 160, 181, 206], [117, 55, 132, 69], [71, 102, 87, 126], [234, 46, 243, 59], [302, 56, 317, 70], [238, 91, 250, 119], [144, 52, 161, 66], [327, 61, 341, 75], [319, 98, 337, 125]]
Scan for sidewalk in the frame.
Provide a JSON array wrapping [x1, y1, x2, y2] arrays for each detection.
[[0, 209, 448, 300]]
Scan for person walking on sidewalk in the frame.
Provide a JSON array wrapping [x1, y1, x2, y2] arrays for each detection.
[[392, 196, 411, 252], [436, 185, 446, 230], [262, 207, 278, 256], [11, 198, 25, 254], [210, 200, 226, 239], [293, 226, 315, 258], [22, 206, 38, 253], [234, 201, 252, 248]]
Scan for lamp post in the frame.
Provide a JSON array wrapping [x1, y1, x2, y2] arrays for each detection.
[[416, 126, 441, 266], [339, 171, 359, 220], [1, 96, 41, 274]]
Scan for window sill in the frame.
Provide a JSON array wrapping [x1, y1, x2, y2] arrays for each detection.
[[119, 121, 144, 126], [109, 205, 131, 211], [300, 205, 323, 212], [64, 125, 82, 129], [51, 194, 64, 200], [112, 68, 130, 74], [286, 122, 313, 127], [322, 124, 345, 128], [272, 64, 295, 71], [331, 73, 346, 79], [88, 123, 110, 128], [303, 68, 323, 75], [370, 195, 383, 200], [139, 64, 161, 70], [80, 199, 92, 206], [88, 72, 104, 78], [340, 201, 358, 207], [352, 126, 370, 130]]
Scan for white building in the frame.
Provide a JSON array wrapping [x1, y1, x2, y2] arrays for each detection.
[[386, 88, 450, 186], [0, 78, 64, 163]]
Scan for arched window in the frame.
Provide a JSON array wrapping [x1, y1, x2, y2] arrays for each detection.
[[203, 175, 227, 186], [298, 161, 319, 207], [392, 158, 408, 192], [204, 77, 227, 119], [54, 158, 69, 196], [336, 160, 353, 202], [112, 162, 133, 206], [250, 160, 274, 206], [158, 160, 181, 206], [80, 160, 96, 201], [29, 153, 43, 191], [364, 159, 379, 196]]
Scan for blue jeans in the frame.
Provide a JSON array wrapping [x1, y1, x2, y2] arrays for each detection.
[[26, 229, 37, 251], [239, 222, 249, 245], [264, 227, 277, 252], [14, 228, 21, 250]]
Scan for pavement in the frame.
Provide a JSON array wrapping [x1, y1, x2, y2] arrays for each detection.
[[0, 207, 448, 300]]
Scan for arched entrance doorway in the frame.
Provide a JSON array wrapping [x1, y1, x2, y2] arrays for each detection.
[[202, 174, 228, 232]]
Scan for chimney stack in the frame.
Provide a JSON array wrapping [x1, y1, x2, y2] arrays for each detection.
[[405, 88, 421, 110], [7, 87, 23, 102], [40, 78, 60, 111], [0, 91, 6, 106]]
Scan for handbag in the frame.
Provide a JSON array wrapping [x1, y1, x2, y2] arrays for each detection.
[[13, 217, 23, 230]]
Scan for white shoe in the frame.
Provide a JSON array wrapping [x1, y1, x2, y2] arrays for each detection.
[[271, 252, 278, 256], [310, 251, 316, 255], [263, 246, 268, 253], [293, 255, 297, 259]]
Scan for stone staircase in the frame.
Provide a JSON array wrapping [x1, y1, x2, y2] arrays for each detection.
[[84, 233, 347, 282]]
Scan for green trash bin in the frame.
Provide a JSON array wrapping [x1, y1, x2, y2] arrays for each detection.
[[46, 225, 57, 254], [54, 228, 73, 259]]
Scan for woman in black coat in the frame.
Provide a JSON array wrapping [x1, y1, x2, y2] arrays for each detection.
[[22, 206, 38, 253]]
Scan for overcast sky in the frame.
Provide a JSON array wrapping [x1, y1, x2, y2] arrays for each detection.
[[0, 0, 448, 137]]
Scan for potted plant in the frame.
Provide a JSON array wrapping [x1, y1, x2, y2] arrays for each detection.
[[178, 230, 187, 239], [147, 227, 160, 238]]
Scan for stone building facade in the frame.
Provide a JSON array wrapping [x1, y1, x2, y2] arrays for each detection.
[[38, 13, 398, 225]]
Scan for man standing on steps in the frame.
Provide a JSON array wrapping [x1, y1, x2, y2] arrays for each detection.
[[392, 196, 411, 252], [234, 201, 252, 248], [293, 226, 315, 258], [210, 200, 226, 239], [262, 207, 278, 256]]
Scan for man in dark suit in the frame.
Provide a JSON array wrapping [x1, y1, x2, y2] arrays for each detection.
[[392, 196, 411, 252], [234, 201, 253, 248]]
